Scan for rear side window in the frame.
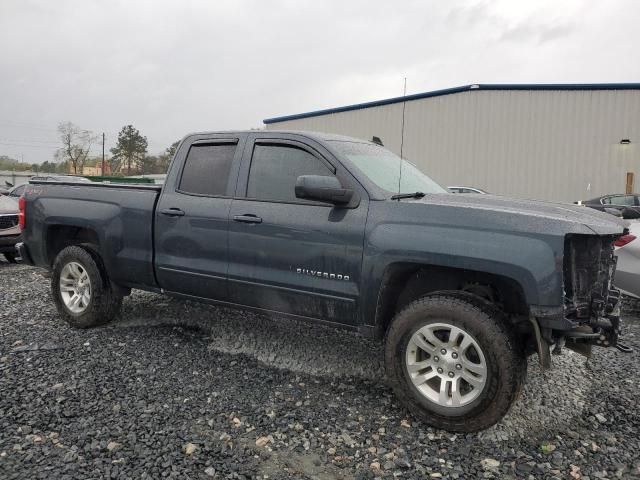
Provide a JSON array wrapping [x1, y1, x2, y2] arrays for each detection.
[[179, 143, 236, 196], [10, 185, 26, 197], [246, 144, 332, 203], [607, 195, 635, 206]]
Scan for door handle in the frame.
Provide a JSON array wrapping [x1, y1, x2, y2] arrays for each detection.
[[160, 208, 185, 217], [233, 214, 262, 224]]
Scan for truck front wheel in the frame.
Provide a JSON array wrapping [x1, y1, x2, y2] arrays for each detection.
[[385, 293, 526, 432], [51, 245, 122, 328]]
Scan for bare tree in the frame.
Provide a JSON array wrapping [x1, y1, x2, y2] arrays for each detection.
[[55, 122, 96, 174]]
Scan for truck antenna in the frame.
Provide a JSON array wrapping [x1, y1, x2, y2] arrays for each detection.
[[397, 77, 407, 197]]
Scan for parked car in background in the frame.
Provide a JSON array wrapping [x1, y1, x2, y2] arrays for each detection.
[[578, 194, 640, 215], [6, 184, 27, 198], [0, 195, 20, 263], [613, 221, 640, 298], [448, 186, 489, 194]]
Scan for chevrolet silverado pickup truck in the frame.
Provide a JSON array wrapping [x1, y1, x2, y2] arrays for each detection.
[[17, 131, 630, 432]]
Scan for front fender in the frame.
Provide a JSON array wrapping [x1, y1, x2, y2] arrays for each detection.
[[360, 222, 564, 325]]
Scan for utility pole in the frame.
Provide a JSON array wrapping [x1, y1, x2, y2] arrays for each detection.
[[101, 133, 105, 175]]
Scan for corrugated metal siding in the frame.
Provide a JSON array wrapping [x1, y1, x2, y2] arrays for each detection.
[[266, 90, 640, 202]]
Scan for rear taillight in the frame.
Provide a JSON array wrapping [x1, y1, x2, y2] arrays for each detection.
[[18, 196, 25, 230], [614, 234, 636, 247]]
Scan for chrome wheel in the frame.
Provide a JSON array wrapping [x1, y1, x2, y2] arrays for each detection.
[[405, 322, 487, 407], [59, 261, 92, 314]]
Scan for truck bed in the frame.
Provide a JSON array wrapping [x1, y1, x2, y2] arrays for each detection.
[[24, 180, 162, 289]]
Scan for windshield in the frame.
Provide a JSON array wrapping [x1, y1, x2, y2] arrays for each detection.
[[329, 141, 447, 195]]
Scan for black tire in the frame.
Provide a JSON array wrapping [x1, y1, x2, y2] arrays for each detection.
[[51, 245, 122, 328], [384, 293, 526, 432], [4, 252, 17, 263]]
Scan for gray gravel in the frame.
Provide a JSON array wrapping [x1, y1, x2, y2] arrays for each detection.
[[1, 260, 639, 479]]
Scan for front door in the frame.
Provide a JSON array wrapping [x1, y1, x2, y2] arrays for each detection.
[[227, 135, 368, 325], [155, 135, 245, 300]]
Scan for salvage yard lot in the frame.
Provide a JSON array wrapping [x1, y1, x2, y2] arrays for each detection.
[[1, 260, 639, 480]]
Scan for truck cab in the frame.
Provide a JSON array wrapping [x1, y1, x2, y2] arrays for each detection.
[[155, 131, 369, 325]]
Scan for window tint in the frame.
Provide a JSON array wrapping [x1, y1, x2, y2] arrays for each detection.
[[609, 195, 635, 206], [10, 185, 26, 197], [179, 143, 236, 196], [247, 144, 332, 203]]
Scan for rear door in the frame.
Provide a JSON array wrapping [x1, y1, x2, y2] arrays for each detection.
[[154, 134, 246, 300], [227, 133, 368, 325]]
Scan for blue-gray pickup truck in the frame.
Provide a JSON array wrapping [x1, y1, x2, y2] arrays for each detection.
[[17, 130, 630, 432]]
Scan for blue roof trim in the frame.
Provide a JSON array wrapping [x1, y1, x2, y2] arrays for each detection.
[[263, 83, 640, 124]]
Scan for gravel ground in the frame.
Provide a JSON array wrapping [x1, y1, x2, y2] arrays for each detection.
[[1, 260, 639, 479]]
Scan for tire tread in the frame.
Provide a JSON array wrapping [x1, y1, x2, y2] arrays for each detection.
[[51, 245, 122, 328], [384, 292, 526, 432]]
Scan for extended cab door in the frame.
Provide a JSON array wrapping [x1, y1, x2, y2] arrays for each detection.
[[227, 133, 368, 325], [154, 134, 246, 299]]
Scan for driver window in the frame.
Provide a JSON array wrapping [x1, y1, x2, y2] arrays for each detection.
[[246, 144, 333, 203]]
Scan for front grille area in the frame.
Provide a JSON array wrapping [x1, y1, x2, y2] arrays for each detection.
[[0, 214, 19, 230], [563, 234, 617, 320]]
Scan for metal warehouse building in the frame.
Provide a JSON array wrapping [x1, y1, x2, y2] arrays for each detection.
[[264, 84, 640, 203]]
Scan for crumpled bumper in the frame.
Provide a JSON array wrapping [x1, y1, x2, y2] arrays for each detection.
[[531, 288, 632, 364]]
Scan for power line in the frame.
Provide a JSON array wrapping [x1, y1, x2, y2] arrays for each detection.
[[0, 121, 58, 132], [0, 141, 57, 149], [0, 138, 59, 146]]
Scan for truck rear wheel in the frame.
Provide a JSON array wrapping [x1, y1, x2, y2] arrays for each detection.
[[384, 293, 526, 432], [51, 245, 122, 328]]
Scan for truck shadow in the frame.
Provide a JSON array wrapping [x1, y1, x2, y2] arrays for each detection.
[[113, 290, 385, 380]]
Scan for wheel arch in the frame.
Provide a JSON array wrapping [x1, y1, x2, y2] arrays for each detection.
[[45, 224, 101, 267], [50, 244, 124, 328], [372, 262, 530, 339]]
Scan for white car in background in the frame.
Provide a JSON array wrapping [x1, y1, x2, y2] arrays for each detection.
[[614, 221, 640, 298], [447, 186, 489, 194]]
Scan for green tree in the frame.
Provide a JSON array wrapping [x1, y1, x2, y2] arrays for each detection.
[[0, 155, 34, 172], [40, 161, 58, 173], [140, 155, 158, 175], [166, 140, 180, 160], [110, 125, 148, 175], [146, 140, 180, 174], [56, 161, 70, 174], [55, 122, 96, 174], [0, 155, 18, 170]]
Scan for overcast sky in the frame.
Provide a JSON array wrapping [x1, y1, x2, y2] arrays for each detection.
[[1, 0, 639, 163]]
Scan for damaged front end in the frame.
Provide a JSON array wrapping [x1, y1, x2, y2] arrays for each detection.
[[532, 234, 632, 368]]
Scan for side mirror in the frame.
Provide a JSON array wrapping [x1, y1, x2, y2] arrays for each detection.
[[295, 175, 353, 205], [603, 207, 622, 217], [621, 207, 640, 220]]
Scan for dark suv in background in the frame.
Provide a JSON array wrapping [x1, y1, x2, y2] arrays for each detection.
[[579, 193, 640, 213]]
